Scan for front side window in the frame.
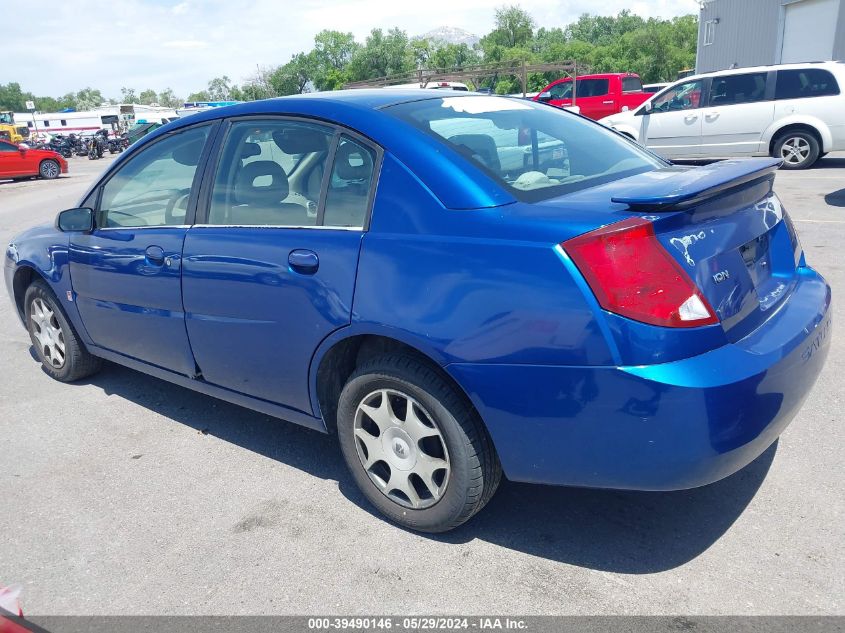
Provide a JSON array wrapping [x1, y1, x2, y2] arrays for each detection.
[[709, 72, 768, 105], [98, 125, 210, 228], [775, 68, 840, 100], [650, 80, 703, 113], [0, 141, 17, 152], [388, 95, 662, 202]]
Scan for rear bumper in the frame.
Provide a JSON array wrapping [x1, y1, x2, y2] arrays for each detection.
[[448, 267, 831, 490]]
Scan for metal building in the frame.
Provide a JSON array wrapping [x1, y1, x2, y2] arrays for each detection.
[[696, 0, 845, 73]]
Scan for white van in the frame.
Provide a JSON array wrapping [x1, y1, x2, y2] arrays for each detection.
[[599, 61, 845, 169]]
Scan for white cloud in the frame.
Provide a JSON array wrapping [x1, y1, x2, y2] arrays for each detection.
[[5, 0, 698, 101]]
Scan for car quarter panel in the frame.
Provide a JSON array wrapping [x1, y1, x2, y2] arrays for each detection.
[[350, 153, 615, 367]]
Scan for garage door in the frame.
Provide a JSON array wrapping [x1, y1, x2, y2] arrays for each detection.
[[780, 0, 839, 63]]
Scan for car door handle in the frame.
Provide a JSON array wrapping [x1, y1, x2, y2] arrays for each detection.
[[684, 114, 698, 122], [602, 100, 614, 104], [145, 245, 165, 265], [288, 249, 319, 274], [705, 112, 720, 120]]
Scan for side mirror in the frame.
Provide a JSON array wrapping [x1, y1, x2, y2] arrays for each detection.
[[537, 91, 552, 102], [56, 207, 94, 232]]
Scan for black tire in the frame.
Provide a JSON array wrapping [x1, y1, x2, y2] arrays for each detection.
[[24, 280, 102, 382], [772, 130, 820, 170], [39, 159, 60, 179], [337, 354, 501, 532]]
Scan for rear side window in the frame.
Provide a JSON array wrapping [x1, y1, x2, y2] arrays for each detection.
[[622, 77, 643, 92], [775, 69, 840, 100], [577, 79, 609, 97], [209, 119, 334, 227], [323, 136, 376, 228], [709, 72, 768, 105]]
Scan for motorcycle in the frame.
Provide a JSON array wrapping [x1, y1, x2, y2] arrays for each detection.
[[48, 135, 73, 158], [107, 133, 128, 154], [87, 131, 107, 160]]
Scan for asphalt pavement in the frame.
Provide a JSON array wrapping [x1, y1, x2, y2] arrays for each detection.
[[0, 152, 842, 615]]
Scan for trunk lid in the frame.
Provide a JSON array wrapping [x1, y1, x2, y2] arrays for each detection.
[[530, 158, 800, 340]]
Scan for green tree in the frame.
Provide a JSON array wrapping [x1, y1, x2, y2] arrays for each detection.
[[349, 28, 413, 81], [139, 89, 158, 105], [157, 88, 183, 108], [483, 5, 535, 50], [0, 82, 31, 110], [186, 90, 211, 102], [120, 87, 138, 103], [269, 52, 315, 95], [207, 76, 233, 101], [311, 30, 358, 90]]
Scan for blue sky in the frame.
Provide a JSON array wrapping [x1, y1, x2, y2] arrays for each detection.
[[5, 0, 699, 100]]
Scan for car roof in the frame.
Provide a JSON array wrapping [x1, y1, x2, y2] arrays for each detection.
[[112, 90, 522, 211], [677, 60, 843, 84]]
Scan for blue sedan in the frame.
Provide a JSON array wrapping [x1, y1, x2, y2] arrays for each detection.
[[4, 91, 831, 532]]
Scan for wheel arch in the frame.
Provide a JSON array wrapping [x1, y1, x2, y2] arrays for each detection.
[[310, 329, 483, 438], [11, 265, 40, 321], [766, 119, 830, 155]]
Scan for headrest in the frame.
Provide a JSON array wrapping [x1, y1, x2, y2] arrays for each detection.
[[172, 137, 205, 166], [449, 134, 500, 171], [234, 161, 289, 205], [335, 141, 373, 180], [239, 142, 261, 159], [273, 128, 329, 154]]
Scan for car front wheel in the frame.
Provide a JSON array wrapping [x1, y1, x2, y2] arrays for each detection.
[[337, 354, 501, 533], [39, 159, 60, 179], [773, 131, 820, 170], [24, 280, 101, 382]]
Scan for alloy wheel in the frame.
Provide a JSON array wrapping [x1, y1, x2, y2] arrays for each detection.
[[780, 136, 811, 166], [353, 388, 450, 510], [41, 161, 59, 178], [30, 298, 66, 368]]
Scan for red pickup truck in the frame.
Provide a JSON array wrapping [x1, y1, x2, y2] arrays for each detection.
[[534, 72, 651, 120]]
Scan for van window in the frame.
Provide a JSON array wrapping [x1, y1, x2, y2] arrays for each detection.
[[775, 69, 839, 100], [622, 77, 643, 92], [709, 72, 768, 105]]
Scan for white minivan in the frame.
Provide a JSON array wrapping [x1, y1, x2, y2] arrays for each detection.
[[599, 61, 845, 169]]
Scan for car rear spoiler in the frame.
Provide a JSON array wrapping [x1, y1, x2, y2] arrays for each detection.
[[612, 158, 783, 211]]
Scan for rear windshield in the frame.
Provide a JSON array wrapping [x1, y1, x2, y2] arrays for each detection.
[[386, 96, 663, 202]]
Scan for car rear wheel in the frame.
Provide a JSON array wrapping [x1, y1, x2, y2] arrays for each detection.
[[39, 159, 60, 179], [337, 354, 501, 532], [773, 131, 820, 170], [24, 280, 101, 382]]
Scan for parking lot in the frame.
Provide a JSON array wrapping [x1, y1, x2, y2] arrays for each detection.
[[1, 153, 843, 615]]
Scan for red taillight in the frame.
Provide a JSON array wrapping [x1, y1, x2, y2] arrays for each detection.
[[562, 217, 718, 328]]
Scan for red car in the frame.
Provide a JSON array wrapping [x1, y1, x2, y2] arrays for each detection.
[[535, 72, 652, 120], [0, 140, 67, 181]]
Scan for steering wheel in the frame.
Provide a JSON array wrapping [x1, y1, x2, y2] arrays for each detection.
[[165, 188, 192, 225]]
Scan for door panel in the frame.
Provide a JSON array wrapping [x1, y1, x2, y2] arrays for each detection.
[[700, 72, 773, 157], [641, 111, 702, 158], [699, 102, 774, 156], [181, 118, 376, 413], [68, 124, 213, 373], [182, 228, 362, 412], [641, 79, 704, 159], [70, 228, 195, 373]]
